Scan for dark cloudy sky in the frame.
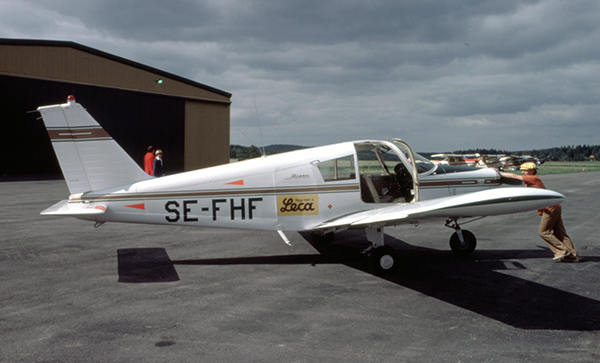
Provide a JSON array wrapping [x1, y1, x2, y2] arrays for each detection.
[[2, 0, 599, 151]]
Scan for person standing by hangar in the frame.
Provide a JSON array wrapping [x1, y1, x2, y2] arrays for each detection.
[[153, 149, 165, 177], [144, 145, 155, 175]]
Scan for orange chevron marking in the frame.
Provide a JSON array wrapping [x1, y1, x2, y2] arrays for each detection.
[[125, 203, 146, 210], [225, 180, 244, 186]]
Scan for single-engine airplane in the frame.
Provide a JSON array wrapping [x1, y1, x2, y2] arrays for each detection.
[[430, 153, 480, 167], [37, 96, 565, 275], [430, 153, 504, 169], [499, 155, 545, 170]]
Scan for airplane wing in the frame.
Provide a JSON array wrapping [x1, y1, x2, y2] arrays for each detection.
[[312, 187, 564, 230]]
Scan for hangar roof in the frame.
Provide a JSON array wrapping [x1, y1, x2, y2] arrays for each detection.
[[0, 38, 231, 103]]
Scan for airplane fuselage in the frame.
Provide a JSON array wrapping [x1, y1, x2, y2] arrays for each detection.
[[64, 140, 502, 232]]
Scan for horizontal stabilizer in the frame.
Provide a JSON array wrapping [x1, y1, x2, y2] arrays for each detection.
[[41, 200, 107, 217]]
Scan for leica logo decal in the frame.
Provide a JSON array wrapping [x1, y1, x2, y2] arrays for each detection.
[[277, 195, 319, 216]]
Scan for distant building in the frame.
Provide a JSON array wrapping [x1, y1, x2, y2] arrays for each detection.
[[0, 38, 231, 178]]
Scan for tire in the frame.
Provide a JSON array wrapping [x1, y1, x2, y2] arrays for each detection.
[[449, 230, 477, 257], [369, 246, 399, 276]]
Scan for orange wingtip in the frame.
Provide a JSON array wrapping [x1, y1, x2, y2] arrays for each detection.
[[225, 180, 244, 185], [125, 203, 146, 210]]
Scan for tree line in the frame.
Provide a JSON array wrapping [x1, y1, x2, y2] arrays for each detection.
[[230, 144, 262, 160], [231, 144, 600, 162], [230, 144, 307, 160], [453, 145, 599, 162]]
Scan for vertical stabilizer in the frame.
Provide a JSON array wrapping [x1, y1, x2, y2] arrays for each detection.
[[38, 96, 152, 194]]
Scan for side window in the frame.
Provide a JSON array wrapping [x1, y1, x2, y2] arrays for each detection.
[[317, 155, 356, 182]]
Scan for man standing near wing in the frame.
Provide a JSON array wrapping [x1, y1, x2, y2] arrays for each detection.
[[495, 162, 579, 262]]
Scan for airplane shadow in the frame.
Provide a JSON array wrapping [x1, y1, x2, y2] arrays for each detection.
[[117, 248, 180, 283], [117, 231, 600, 331]]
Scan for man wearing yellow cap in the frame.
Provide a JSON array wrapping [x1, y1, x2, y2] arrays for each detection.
[[496, 162, 579, 262]]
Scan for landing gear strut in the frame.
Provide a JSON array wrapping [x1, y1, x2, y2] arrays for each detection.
[[446, 218, 477, 257]]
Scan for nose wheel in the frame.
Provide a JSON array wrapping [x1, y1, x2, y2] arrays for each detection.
[[449, 229, 477, 256], [446, 219, 477, 257]]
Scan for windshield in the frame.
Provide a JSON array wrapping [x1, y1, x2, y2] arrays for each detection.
[[413, 152, 437, 174], [391, 139, 437, 175], [354, 140, 438, 177]]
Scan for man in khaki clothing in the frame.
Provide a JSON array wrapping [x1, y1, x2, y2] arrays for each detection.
[[495, 162, 579, 262]]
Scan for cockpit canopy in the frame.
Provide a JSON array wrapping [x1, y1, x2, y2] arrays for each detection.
[[353, 140, 437, 177]]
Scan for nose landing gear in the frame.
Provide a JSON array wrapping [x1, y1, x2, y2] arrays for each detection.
[[446, 218, 477, 257]]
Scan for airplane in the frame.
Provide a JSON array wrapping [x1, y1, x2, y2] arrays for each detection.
[[37, 96, 565, 276], [430, 153, 480, 167], [478, 154, 505, 168], [499, 155, 545, 170], [430, 153, 505, 169]]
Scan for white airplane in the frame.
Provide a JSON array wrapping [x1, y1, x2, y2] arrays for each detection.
[[430, 153, 504, 168], [430, 153, 480, 167], [37, 96, 565, 275], [499, 155, 545, 170]]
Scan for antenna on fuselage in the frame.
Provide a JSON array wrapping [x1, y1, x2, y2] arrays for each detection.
[[253, 95, 266, 157]]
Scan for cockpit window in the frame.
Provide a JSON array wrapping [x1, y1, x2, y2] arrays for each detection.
[[413, 152, 437, 174], [391, 139, 436, 175], [317, 155, 356, 181]]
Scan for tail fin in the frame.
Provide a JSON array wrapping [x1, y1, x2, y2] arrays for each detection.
[[38, 96, 152, 194]]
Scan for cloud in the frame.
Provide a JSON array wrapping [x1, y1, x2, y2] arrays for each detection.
[[449, 117, 495, 128], [2, 0, 599, 151]]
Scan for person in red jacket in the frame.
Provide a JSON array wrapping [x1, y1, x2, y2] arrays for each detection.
[[144, 145, 154, 175], [496, 162, 578, 262]]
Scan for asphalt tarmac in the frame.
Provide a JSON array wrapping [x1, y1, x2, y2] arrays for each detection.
[[2, 172, 600, 362]]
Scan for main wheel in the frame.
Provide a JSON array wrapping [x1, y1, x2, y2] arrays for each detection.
[[369, 246, 399, 276], [449, 229, 477, 257]]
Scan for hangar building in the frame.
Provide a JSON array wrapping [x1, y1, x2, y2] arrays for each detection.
[[0, 38, 232, 179]]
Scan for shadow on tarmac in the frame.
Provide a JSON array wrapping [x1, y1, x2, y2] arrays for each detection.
[[117, 230, 600, 331], [118, 248, 180, 283]]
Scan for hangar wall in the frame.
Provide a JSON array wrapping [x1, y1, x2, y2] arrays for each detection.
[[185, 101, 231, 171], [0, 75, 185, 177], [0, 39, 231, 179]]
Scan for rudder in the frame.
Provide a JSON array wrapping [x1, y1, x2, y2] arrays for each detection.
[[38, 96, 152, 194]]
